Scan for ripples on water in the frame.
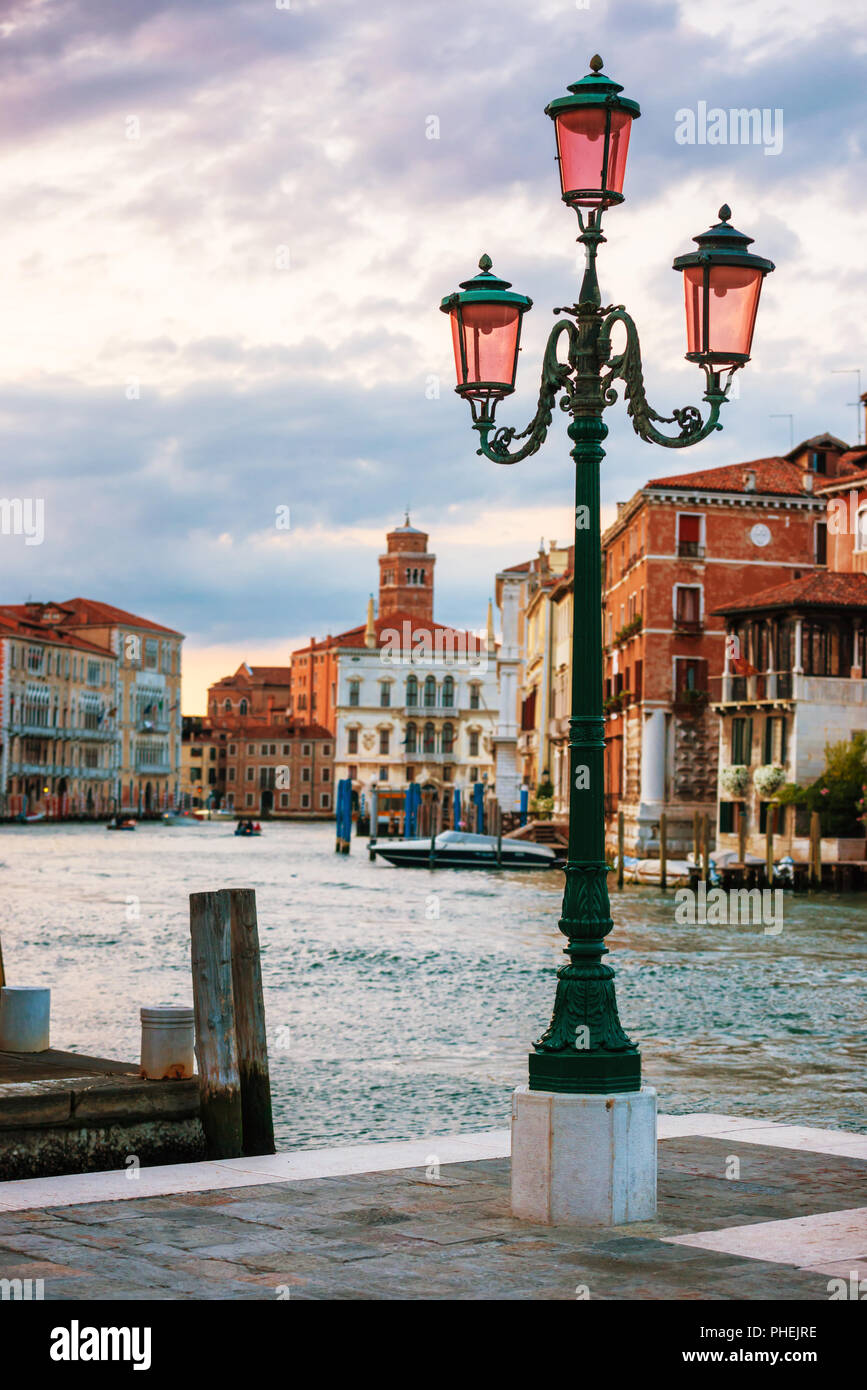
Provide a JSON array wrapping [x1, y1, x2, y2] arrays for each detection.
[[1, 822, 864, 1147]]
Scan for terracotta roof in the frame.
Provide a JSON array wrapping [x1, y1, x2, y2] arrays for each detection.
[[2, 598, 183, 637], [248, 666, 291, 682], [816, 458, 867, 492], [211, 718, 332, 739], [332, 611, 487, 653], [646, 456, 819, 497], [0, 609, 118, 657], [713, 571, 867, 616]]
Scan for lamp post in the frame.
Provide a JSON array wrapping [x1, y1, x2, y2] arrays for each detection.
[[441, 55, 774, 1223]]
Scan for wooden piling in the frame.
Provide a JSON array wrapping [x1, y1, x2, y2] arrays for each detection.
[[221, 887, 275, 1157], [738, 804, 747, 867], [693, 810, 701, 877], [617, 811, 625, 889], [428, 801, 438, 869], [809, 811, 822, 889], [496, 802, 503, 867], [702, 813, 711, 882], [0, 931, 5, 989], [765, 805, 776, 888], [189, 891, 242, 1158], [659, 813, 667, 891]]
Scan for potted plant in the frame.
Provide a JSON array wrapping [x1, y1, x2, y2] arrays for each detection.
[[720, 764, 749, 797], [753, 764, 785, 797]]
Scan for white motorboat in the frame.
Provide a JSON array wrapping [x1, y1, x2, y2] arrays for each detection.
[[372, 829, 563, 870]]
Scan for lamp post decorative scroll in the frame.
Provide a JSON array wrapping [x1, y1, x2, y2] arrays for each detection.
[[441, 56, 774, 1099]]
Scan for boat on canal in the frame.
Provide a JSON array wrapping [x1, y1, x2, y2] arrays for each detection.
[[372, 829, 562, 870]]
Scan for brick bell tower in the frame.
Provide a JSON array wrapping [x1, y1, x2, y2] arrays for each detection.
[[378, 515, 435, 621]]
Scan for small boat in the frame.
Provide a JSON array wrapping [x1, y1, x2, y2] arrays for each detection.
[[107, 817, 137, 831], [372, 829, 562, 869], [234, 820, 262, 837], [19, 811, 46, 823], [162, 810, 202, 825]]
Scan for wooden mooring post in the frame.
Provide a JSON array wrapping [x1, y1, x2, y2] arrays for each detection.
[[738, 805, 747, 867], [189, 891, 243, 1159], [221, 887, 275, 1157], [428, 801, 439, 869], [809, 811, 822, 889], [693, 810, 701, 878], [617, 811, 625, 889], [702, 813, 712, 883], [659, 813, 667, 890], [765, 805, 776, 888], [496, 802, 503, 867]]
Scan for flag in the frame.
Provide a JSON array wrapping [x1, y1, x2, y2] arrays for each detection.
[[732, 657, 759, 676]]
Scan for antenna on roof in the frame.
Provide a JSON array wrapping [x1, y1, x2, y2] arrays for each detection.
[[770, 414, 794, 449], [831, 368, 863, 446]]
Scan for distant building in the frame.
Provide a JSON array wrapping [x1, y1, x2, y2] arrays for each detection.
[[224, 723, 334, 817], [296, 518, 497, 818], [600, 436, 863, 855], [208, 663, 292, 723], [0, 597, 184, 816]]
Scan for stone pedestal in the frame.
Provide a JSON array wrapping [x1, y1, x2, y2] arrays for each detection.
[[511, 1084, 657, 1226]]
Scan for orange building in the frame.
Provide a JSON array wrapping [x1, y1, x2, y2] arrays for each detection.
[[601, 434, 863, 856]]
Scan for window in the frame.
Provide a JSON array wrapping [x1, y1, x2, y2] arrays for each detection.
[[856, 507, 867, 553], [675, 657, 706, 694], [323, 745, 331, 756], [301, 793, 310, 808], [191, 767, 202, 782], [302, 767, 310, 782], [406, 675, 418, 707], [280, 792, 289, 808], [27, 646, 43, 673], [469, 685, 480, 710], [406, 766, 415, 781], [145, 639, 158, 670], [378, 767, 388, 781], [469, 730, 480, 757], [302, 743, 311, 756], [379, 728, 390, 755], [719, 801, 743, 834], [677, 513, 703, 557], [247, 743, 254, 754], [442, 722, 454, 754], [380, 682, 391, 708], [349, 680, 360, 707], [348, 765, 357, 779], [442, 675, 454, 707], [423, 721, 436, 754], [815, 521, 827, 565], [348, 728, 359, 754], [423, 675, 436, 708], [405, 722, 417, 753], [228, 744, 236, 755], [675, 586, 701, 627], [228, 768, 236, 781], [260, 767, 276, 790], [443, 765, 453, 782], [246, 793, 254, 807], [322, 767, 331, 782], [731, 717, 753, 765], [246, 766, 255, 781], [320, 792, 331, 809], [239, 698, 248, 716], [224, 699, 232, 711]]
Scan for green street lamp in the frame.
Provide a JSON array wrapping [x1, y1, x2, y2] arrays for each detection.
[[441, 55, 774, 1100]]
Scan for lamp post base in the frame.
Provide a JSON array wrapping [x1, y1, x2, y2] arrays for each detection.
[[511, 1084, 657, 1226]]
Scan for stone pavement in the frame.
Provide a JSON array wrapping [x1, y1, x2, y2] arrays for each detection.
[[0, 1126, 865, 1299]]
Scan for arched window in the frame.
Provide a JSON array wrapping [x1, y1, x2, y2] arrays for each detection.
[[405, 722, 417, 753], [223, 698, 232, 712], [239, 698, 248, 716], [857, 505, 867, 553], [423, 721, 436, 754], [424, 675, 436, 707], [406, 674, 418, 707], [406, 567, 411, 583], [420, 568, 426, 583], [442, 722, 454, 754], [412, 568, 419, 584], [442, 675, 454, 707]]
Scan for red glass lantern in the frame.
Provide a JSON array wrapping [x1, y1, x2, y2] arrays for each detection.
[[440, 255, 532, 417], [673, 206, 775, 367], [545, 55, 640, 211]]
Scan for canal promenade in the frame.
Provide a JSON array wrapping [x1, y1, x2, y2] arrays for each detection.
[[1, 1114, 865, 1300]]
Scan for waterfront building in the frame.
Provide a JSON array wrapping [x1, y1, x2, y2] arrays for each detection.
[[492, 563, 529, 816], [600, 435, 862, 856], [181, 716, 228, 809], [505, 543, 572, 797], [712, 570, 867, 859], [300, 519, 497, 816], [0, 610, 119, 818], [0, 598, 184, 816], [222, 722, 334, 817], [207, 663, 292, 722]]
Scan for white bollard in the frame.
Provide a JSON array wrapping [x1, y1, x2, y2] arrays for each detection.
[[0, 987, 51, 1052], [139, 1005, 196, 1080]]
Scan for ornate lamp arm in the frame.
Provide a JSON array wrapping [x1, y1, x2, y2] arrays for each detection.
[[600, 307, 735, 449], [474, 318, 579, 464]]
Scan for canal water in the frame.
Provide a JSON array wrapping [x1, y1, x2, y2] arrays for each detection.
[[1, 821, 864, 1148]]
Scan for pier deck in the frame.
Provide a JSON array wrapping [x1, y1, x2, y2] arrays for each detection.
[[0, 1115, 864, 1299]]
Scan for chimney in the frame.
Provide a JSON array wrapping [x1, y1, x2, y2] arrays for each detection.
[[486, 598, 496, 655], [364, 594, 377, 649], [616, 502, 626, 517], [802, 471, 814, 494], [743, 469, 757, 492]]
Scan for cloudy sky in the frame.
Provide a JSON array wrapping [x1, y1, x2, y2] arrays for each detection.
[[1, 0, 864, 711]]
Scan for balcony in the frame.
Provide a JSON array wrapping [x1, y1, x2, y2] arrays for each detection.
[[672, 688, 708, 714], [717, 673, 796, 705], [677, 541, 706, 559], [673, 617, 703, 636], [135, 760, 173, 775]]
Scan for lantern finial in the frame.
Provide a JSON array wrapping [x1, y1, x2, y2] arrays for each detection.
[[589, 54, 604, 72], [479, 253, 493, 272], [718, 204, 732, 223]]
